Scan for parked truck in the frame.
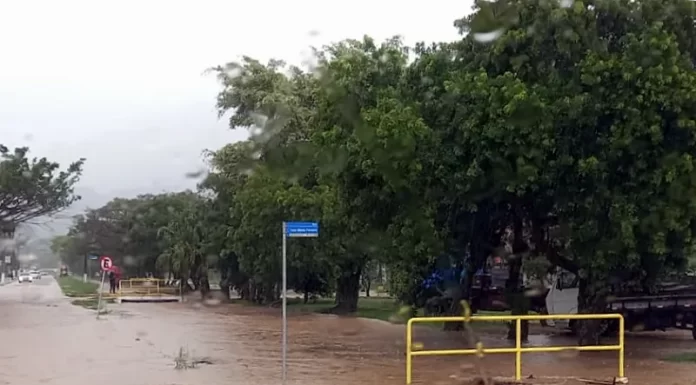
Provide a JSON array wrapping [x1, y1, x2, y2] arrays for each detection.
[[545, 270, 696, 339]]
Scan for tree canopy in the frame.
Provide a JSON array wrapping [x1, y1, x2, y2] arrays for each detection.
[[51, 0, 696, 344], [0, 145, 84, 226]]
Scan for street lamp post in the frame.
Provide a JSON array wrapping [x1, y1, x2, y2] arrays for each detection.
[[0, 222, 15, 283]]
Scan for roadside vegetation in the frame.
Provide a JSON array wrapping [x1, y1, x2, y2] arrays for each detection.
[[57, 276, 98, 297], [0, 145, 84, 274], [46, 0, 696, 346], [56, 276, 114, 311], [70, 298, 114, 310], [662, 352, 696, 363], [287, 297, 399, 322], [283, 297, 520, 332]]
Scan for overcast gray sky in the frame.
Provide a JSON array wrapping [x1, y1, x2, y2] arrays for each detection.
[[1, 0, 471, 204]]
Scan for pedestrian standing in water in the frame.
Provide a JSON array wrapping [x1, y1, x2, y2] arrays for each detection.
[[108, 271, 116, 294]]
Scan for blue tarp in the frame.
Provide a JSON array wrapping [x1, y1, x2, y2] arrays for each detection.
[[421, 266, 487, 290]]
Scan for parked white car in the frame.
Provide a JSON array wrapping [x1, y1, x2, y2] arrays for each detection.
[[29, 270, 41, 280], [18, 272, 33, 283]]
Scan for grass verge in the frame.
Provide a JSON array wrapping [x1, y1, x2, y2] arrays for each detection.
[[287, 297, 399, 321], [662, 352, 696, 363], [285, 297, 510, 330], [230, 295, 515, 332], [57, 276, 98, 297], [71, 298, 115, 310]]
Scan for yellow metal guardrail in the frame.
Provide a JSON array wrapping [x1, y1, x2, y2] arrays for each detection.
[[118, 278, 180, 297], [406, 313, 625, 384]]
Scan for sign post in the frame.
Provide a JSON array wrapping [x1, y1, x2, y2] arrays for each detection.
[[282, 221, 319, 384], [1, 256, 9, 284], [96, 256, 113, 319]]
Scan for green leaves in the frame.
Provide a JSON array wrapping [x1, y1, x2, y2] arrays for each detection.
[[56, 192, 209, 278], [0, 145, 84, 224], [50, 0, 696, 312]]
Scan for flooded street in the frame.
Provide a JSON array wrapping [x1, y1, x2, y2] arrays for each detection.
[[1, 278, 695, 385]]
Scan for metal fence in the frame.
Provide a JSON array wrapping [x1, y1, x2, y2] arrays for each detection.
[[118, 278, 180, 297], [406, 313, 625, 384]]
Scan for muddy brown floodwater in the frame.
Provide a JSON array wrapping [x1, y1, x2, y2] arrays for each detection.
[[1, 277, 695, 385]]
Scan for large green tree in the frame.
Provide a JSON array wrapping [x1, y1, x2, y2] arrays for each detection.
[[199, 142, 253, 298], [228, 168, 333, 304], [450, 0, 696, 343], [0, 145, 84, 225], [156, 192, 212, 293], [210, 36, 435, 312], [208, 0, 696, 342], [58, 192, 211, 282]]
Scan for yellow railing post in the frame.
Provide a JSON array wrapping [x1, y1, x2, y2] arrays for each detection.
[[406, 318, 413, 385], [515, 318, 522, 381], [619, 315, 625, 378]]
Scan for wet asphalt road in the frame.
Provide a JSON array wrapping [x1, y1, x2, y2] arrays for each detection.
[[0, 276, 229, 385]]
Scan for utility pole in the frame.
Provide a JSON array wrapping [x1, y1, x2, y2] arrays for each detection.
[[0, 222, 15, 283]]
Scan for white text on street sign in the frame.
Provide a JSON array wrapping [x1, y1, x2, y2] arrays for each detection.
[[285, 221, 319, 238]]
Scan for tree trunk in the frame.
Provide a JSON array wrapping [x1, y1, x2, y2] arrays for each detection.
[[577, 276, 608, 345], [506, 284, 530, 341], [444, 237, 489, 332], [443, 298, 464, 331], [239, 284, 249, 300], [332, 264, 363, 313], [266, 284, 277, 304], [218, 260, 230, 299], [168, 259, 175, 284], [219, 276, 231, 300], [304, 290, 309, 304], [506, 215, 529, 342], [199, 273, 211, 297], [249, 280, 261, 304], [443, 260, 479, 332], [189, 267, 200, 291], [180, 275, 195, 294]]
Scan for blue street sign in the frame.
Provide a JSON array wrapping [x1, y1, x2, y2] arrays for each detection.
[[285, 221, 319, 238], [88, 255, 99, 260]]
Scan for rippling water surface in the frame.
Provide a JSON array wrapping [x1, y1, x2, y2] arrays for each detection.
[[0, 277, 693, 385]]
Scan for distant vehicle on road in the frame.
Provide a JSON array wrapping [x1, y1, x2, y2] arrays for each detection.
[[18, 272, 33, 283], [29, 271, 40, 280]]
